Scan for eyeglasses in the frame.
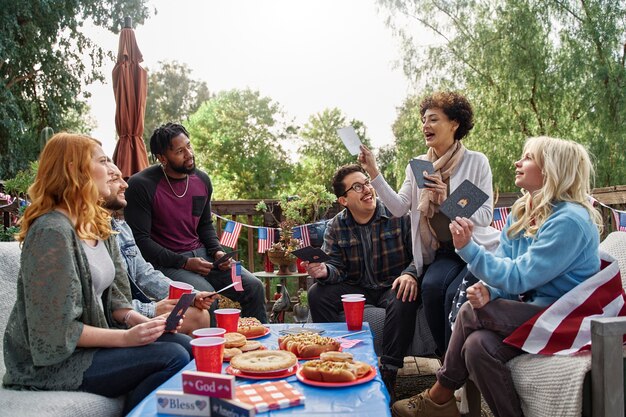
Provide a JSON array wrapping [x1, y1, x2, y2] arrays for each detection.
[[343, 179, 372, 196]]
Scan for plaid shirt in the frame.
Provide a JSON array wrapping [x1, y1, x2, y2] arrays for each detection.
[[320, 200, 417, 287]]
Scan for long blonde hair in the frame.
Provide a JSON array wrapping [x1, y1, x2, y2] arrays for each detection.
[[17, 133, 112, 242], [507, 136, 603, 239]]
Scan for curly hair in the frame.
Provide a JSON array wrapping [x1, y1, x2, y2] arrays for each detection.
[[17, 133, 112, 242], [149, 122, 190, 157], [419, 91, 474, 140], [507, 136, 602, 239], [332, 164, 367, 198]]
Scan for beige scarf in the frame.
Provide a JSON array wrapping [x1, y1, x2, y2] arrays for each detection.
[[417, 140, 466, 264]]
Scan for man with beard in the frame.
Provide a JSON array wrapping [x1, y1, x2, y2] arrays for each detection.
[[304, 164, 420, 401], [124, 123, 267, 323], [104, 160, 214, 335]]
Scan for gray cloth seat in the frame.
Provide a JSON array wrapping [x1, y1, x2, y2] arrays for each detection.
[[0, 242, 125, 416]]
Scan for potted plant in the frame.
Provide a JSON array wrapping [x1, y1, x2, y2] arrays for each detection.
[[292, 288, 309, 323], [256, 184, 336, 275]]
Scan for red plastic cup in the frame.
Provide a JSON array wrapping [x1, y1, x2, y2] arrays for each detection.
[[342, 298, 365, 331], [190, 337, 225, 373], [168, 281, 194, 299], [341, 294, 365, 300], [214, 308, 240, 333], [192, 327, 227, 339], [296, 258, 306, 273]]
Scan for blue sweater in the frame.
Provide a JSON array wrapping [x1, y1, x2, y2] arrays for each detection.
[[457, 202, 600, 307]]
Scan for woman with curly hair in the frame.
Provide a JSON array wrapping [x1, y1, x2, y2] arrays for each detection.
[[3, 133, 190, 414], [360, 92, 499, 362], [391, 136, 602, 417]]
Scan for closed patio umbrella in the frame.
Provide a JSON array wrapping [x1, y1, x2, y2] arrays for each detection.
[[112, 17, 149, 178]]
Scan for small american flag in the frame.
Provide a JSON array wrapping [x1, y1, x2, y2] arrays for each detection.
[[257, 227, 275, 253], [613, 210, 626, 232], [231, 261, 243, 291], [292, 225, 311, 248], [492, 207, 509, 231], [219, 220, 242, 248]]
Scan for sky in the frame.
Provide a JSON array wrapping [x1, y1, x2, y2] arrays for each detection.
[[86, 0, 423, 157]]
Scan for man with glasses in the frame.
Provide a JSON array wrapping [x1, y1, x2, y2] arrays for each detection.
[[305, 164, 420, 401]]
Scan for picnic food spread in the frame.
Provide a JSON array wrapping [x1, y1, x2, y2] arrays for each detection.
[[223, 347, 243, 360], [230, 350, 297, 373], [278, 332, 341, 358], [300, 352, 371, 382], [237, 317, 267, 337], [224, 332, 247, 348]]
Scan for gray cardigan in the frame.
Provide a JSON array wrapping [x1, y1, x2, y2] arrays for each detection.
[[3, 211, 132, 391]]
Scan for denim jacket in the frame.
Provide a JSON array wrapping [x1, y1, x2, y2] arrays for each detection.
[[321, 200, 418, 287], [112, 218, 172, 317]]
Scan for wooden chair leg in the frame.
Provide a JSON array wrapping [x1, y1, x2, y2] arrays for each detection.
[[465, 379, 482, 417]]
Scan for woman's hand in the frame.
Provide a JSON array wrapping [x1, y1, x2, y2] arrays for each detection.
[[194, 291, 217, 309], [423, 174, 447, 204], [155, 299, 177, 316], [449, 217, 474, 249], [358, 145, 380, 178], [466, 282, 490, 309], [124, 317, 166, 346], [392, 274, 419, 302]]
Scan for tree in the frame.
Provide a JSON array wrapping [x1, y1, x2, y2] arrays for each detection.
[[380, 0, 626, 191], [186, 88, 293, 199], [295, 108, 372, 192], [0, 0, 152, 178], [143, 60, 211, 149]]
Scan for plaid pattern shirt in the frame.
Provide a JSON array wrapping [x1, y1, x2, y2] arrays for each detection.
[[320, 200, 417, 288]]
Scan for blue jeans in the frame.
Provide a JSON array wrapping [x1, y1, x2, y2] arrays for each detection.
[[79, 334, 191, 414], [421, 245, 467, 355], [158, 247, 268, 324]]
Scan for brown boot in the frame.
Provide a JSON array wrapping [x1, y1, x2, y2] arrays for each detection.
[[392, 389, 460, 417]]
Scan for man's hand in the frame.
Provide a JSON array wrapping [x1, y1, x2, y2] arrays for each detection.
[[184, 257, 213, 275], [303, 261, 328, 280], [449, 217, 474, 250], [391, 274, 418, 302], [194, 291, 217, 309], [155, 298, 177, 316], [466, 282, 490, 309], [213, 250, 233, 271]]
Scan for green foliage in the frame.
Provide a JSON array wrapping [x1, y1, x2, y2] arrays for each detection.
[[0, 0, 152, 179], [143, 60, 211, 151], [295, 108, 372, 192], [186, 88, 294, 199], [380, 0, 626, 190], [3, 161, 38, 197], [297, 288, 308, 308], [0, 226, 19, 242]]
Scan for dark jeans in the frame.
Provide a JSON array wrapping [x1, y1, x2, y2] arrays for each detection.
[[421, 245, 467, 354], [308, 282, 419, 368], [79, 333, 191, 414], [437, 299, 544, 417], [158, 246, 268, 324]]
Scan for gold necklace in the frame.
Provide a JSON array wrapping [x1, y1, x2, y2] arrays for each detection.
[[161, 165, 189, 198]]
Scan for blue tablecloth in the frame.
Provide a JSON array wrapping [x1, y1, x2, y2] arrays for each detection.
[[127, 322, 391, 417]]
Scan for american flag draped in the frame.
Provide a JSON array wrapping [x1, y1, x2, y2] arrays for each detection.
[[292, 225, 311, 248], [219, 220, 242, 248], [257, 227, 275, 253], [492, 207, 509, 231], [613, 210, 626, 232], [504, 251, 626, 355]]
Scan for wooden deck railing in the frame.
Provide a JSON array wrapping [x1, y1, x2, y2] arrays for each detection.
[[213, 185, 626, 272]]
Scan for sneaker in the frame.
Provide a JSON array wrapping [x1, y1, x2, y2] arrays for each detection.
[[391, 389, 460, 417], [380, 367, 397, 402]]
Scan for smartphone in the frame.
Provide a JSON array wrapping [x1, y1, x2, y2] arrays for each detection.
[[164, 292, 196, 331], [214, 250, 239, 266]]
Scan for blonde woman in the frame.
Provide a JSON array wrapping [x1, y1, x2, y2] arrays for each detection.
[[3, 133, 190, 414], [392, 136, 602, 417], [359, 91, 499, 356]]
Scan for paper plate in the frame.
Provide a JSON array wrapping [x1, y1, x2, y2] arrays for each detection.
[[295, 365, 376, 387], [226, 364, 299, 379]]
